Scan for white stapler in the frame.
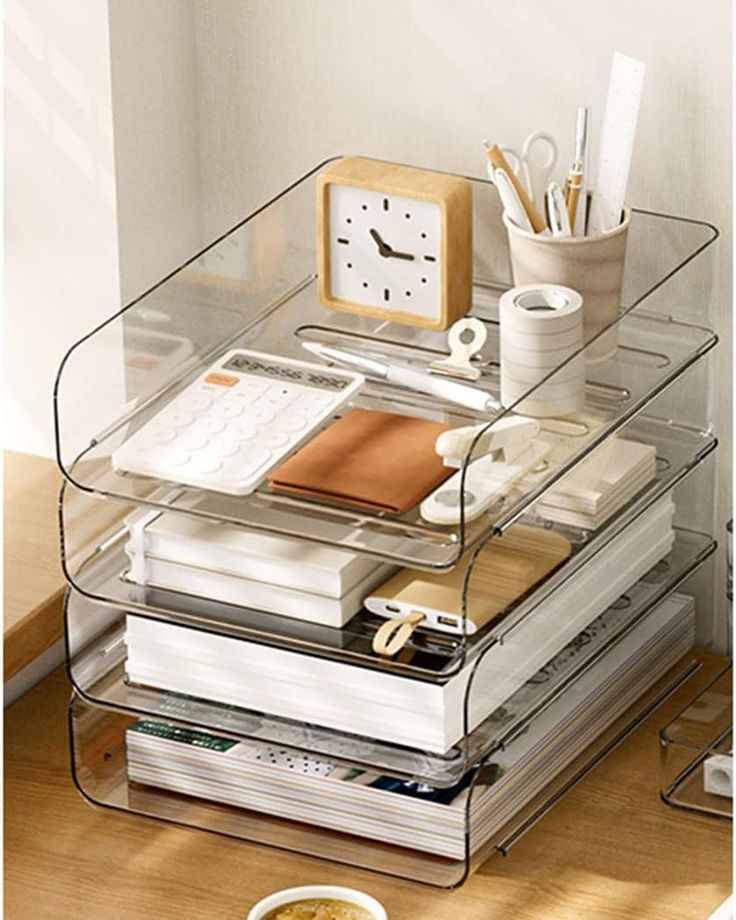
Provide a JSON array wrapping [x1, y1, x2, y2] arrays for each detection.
[[435, 416, 541, 469], [421, 416, 548, 525]]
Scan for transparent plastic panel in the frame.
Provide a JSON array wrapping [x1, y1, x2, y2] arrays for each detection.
[[660, 664, 733, 819], [68, 626, 698, 887], [54, 160, 718, 570], [69, 692, 468, 887], [66, 528, 714, 786], [60, 407, 716, 678], [487, 655, 701, 857]]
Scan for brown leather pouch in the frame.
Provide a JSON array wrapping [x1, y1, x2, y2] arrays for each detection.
[[269, 408, 454, 515]]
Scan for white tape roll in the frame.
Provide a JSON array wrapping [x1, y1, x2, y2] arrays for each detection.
[[500, 284, 585, 418], [501, 371, 584, 402], [502, 344, 585, 374], [512, 392, 584, 418], [500, 324, 582, 353], [500, 284, 583, 335]]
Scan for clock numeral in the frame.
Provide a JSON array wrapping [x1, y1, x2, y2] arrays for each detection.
[[383, 288, 390, 302], [423, 255, 436, 262], [383, 198, 389, 211], [337, 237, 350, 245]]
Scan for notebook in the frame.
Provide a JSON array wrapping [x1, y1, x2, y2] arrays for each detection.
[[269, 408, 454, 514], [536, 437, 657, 530]]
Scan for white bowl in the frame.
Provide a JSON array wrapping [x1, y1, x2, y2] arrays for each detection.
[[247, 885, 387, 920]]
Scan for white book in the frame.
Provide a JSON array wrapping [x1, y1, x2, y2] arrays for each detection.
[[126, 592, 695, 859], [126, 496, 675, 753], [125, 508, 386, 598], [124, 554, 392, 628]]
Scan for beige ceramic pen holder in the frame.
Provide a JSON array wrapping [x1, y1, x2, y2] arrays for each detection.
[[503, 206, 631, 363]]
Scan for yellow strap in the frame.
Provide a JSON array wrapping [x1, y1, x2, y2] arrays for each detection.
[[372, 610, 426, 657]]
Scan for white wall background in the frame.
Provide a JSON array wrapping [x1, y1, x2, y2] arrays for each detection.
[[108, 0, 203, 304], [5, 0, 732, 643], [4, 0, 120, 457]]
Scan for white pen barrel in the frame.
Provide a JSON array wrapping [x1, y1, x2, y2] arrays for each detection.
[[389, 366, 496, 413]]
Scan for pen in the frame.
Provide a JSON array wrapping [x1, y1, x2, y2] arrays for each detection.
[[546, 182, 572, 238], [494, 168, 534, 232], [569, 106, 589, 236], [483, 142, 548, 234], [302, 342, 501, 414]]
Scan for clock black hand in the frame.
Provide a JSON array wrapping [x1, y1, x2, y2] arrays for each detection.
[[369, 228, 390, 257], [369, 228, 415, 261], [385, 249, 415, 261]]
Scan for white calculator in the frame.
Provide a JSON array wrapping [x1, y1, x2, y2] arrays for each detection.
[[112, 349, 364, 495]]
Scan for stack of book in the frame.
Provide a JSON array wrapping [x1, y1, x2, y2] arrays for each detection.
[[126, 592, 695, 859], [125, 509, 394, 628], [124, 494, 676, 752], [535, 437, 657, 530]]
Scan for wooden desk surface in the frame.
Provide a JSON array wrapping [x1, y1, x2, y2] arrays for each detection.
[[5, 657, 731, 920], [3, 451, 65, 679]]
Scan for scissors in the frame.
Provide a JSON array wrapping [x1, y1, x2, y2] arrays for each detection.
[[497, 132, 558, 211]]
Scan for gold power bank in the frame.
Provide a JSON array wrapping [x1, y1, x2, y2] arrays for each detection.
[[365, 524, 572, 635]]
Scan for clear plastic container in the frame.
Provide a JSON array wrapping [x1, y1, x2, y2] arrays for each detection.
[[660, 665, 733, 819]]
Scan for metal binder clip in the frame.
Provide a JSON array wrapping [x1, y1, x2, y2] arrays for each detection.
[[429, 317, 488, 381]]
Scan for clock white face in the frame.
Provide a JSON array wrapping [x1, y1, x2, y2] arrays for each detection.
[[327, 184, 442, 321]]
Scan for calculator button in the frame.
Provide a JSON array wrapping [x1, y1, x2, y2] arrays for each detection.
[[216, 401, 245, 419], [180, 393, 214, 412], [293, 392, 334, 412], [232, 421, 258, 441], [257, 428, 290, 449], [226, 389, 262, 409], [161, 410, 195, 428], [151, 427, 177, 444], [250, 406, 275, 425], [188, 455, 223, 475], [262, 386, 299, 411], [209, 438, 240, 458], [157, 448, 190, 467], [229, 447, 272, 477], [179, 431, 209, 451], [271, 413, 308, 434], [237, 380, 270, 399], [204, 372, 239, 387], [199, 417, 227, 435], [201, 384, 229, 399]]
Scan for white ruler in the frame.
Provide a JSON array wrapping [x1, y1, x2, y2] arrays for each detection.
[[588, 52, 646, 235]]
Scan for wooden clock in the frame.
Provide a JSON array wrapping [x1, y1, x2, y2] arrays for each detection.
[[317, 157, 472, 331]]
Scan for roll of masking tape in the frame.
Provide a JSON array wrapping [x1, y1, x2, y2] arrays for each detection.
[[500, 284, 583, 335], [500, 284, 585, 418]]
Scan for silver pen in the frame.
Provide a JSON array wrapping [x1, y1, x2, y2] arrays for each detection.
[[302, 342, 500, 414], [571, 106, 590, 236]]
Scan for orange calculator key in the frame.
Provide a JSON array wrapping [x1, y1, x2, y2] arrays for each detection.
[[204, 372, 239, 387]]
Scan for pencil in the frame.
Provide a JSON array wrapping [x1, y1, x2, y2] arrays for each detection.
[[566, 168, 583, 229], [485, 144, 547, 234]]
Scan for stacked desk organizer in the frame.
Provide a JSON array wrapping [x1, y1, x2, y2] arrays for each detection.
[[56, 159, 721, 887]]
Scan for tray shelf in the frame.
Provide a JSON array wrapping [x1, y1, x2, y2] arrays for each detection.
[[66, 528, 714, 787], [68, 651, 700, 888], [53, 161, 718, 571], [61, 413, 716, 679], [56, 298, 716, 573]]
